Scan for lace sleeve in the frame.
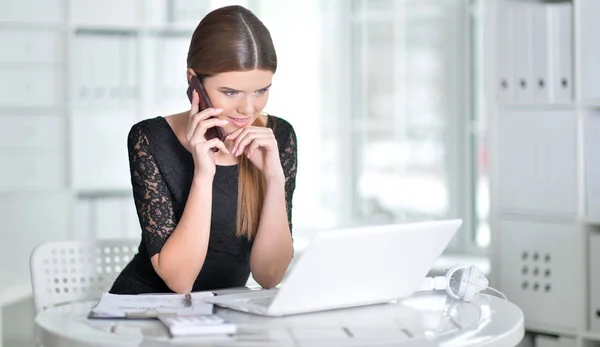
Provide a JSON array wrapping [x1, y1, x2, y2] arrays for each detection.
[[128, 123, 177, 257], [279, 125, 297, 234]]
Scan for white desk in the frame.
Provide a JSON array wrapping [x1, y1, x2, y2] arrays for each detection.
[[34, 291, 524, 347]]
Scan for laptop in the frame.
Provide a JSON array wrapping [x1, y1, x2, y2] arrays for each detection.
[[205, 219, 462, 316]]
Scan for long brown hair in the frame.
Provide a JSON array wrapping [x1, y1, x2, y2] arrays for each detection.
[[187, 5, 277, 240]]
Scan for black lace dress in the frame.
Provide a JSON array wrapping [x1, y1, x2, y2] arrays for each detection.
[[109, 115, 297, 294]]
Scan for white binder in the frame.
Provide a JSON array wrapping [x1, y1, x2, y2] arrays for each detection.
[[71, 36, 91, 108], [157, 36, 189, 111], [172, 0, 207, 26], [531, 1, 549, 104], [89, 36, 105, 107], [579, 0, 600, 101], [104, 36, 120, 109], [512, 1, 533, 104], [120, 35, 138, 110], [585, 110, 600, 218], [69, 0, 139, 27], [547, 1, 573, 104], [590, 233, 600, 333], [144, 0, 169, 27], [496, 0, 515, 104]]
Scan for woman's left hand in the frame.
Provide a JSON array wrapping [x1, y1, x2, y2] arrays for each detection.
[[227, 126, 284, 180]]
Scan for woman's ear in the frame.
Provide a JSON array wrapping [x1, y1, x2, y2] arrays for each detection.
[[186, 68, 196, 84]]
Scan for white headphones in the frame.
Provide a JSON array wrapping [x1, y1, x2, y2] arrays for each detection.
[[417, 264, 492, 302]]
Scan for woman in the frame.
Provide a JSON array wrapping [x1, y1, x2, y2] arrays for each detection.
[[110, 5, 297, 294]]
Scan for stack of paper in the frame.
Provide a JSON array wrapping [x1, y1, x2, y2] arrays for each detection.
[[158, 314, 237, 336], [89, 292, 215, 318]]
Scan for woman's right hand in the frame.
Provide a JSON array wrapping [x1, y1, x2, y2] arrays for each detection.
[[186, 90, 229, 179]]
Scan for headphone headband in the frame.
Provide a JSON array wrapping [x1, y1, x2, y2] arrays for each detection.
[[417, 264, 492, 302]]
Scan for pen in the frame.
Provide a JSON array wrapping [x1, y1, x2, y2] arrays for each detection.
[[184, 293, 193, 308]]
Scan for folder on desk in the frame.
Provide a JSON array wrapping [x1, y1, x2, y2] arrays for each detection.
[[88, 291, 215, 319]]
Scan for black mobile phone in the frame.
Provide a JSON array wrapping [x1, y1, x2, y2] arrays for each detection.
[[186, 76, 227, 143]]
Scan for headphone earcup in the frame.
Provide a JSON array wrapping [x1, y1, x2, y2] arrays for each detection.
[[462, 266, 489, 302], [445, 264, 467, 300], [462, 266, 478, 301], [457, 266, 472, 300], [445, 264, 490, 302]]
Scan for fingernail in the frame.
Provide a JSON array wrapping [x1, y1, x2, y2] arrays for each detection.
[[215, 108, 223, 112]]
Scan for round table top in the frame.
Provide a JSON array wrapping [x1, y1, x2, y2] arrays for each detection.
[[34, 291, 524, 347]]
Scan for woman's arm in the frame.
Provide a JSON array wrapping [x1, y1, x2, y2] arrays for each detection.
[[248, 124, 297, 288], [249, 175, 294, 288], [150, 176, 212, 293]]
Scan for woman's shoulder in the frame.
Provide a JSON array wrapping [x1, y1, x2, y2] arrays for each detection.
[[129, 116, 167, 138], [127, 116, 181, 159], [128, 116, 176, 147], [265, 114, 296, 139]]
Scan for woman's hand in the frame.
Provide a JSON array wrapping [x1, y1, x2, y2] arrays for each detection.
[[186, 90, 230, 179], [227, 125, 284, 180]]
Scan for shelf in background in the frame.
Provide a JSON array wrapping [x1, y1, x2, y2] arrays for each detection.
[[582, 101, 600, 109], [144, 24, 196, 35], [581, 217, 600, 226], [524, 323, 578, 339], [70, 24, 197, 35], [0, 22, 66, 31], [498, 103, 576, 111], [581, 331, 600, 342], [75, 189, 131, 199], [72, 25, 141, 35], [0, 284, 32, 308], [0, 106, 67, 115]]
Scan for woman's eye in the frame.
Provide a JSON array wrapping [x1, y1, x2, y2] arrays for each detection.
[[256, 88, 268, 95], [223, 91, 238, 96]]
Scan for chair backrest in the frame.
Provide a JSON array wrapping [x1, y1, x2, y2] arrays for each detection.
[[29, 238, 139, 312]]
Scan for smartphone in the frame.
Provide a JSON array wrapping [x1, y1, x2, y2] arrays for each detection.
[[186, 76, 227, 143]]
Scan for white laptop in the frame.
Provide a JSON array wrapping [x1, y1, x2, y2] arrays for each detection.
[[205, 219, 462, 316]]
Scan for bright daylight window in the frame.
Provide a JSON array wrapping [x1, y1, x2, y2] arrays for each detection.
[[249, 0, 489, 253]]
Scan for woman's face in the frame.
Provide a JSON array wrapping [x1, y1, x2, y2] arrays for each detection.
[[196, 69, 273, 134]]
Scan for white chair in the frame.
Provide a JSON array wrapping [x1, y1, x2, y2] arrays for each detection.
[[29, 238, 139, 312]]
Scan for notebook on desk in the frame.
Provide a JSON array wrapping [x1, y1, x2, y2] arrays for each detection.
[[88, 291, 215, 319]]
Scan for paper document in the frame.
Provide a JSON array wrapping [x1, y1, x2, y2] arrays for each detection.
[[90, 292, 215, 318], [158, 314, 237, 336]]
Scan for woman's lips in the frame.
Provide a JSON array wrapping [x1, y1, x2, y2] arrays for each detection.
[[228, 116, 252, 127]]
